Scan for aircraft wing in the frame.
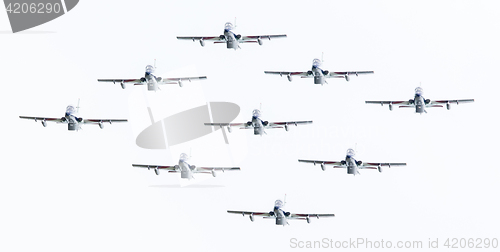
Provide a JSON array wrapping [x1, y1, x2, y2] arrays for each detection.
[[97, 79, 144, 85], [365, 100, 411, 106], [430, 99, 474, 105], [298, 159, 344, 166], [83, 119, 128, 124], [132, 164, 177, 171], [196, 167, 240, 172], [19, 116, 65, 123], [264, 71, 310, 77], [159, 76, 207, 84], [241, 35, 287, 41], [177, 36, 223, 41], [268, 121, 312, 128], [205, 122, 249, 128], [290, 213, 335, 219], [329, 71, 374, 77], [227, 210, 271, 217], [361, 162, 407, 169]]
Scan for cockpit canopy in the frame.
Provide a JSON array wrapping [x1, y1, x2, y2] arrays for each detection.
[[274, 199, 284, 209], [145, 65, 155, 74], [66, 105, 76, 115], [415, 87, 424, 96], [252, 109, 261, 119], [179, 153, 189, 161], [312, 58, 322, 68], [346, 148, 355, 158], [224, 22, 234, 32]]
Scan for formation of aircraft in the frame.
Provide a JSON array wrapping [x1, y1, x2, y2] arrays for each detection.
[[177, 22, 286, 50], [98, 64, 207, 91], [23, 20, 477, 228], [265, 58, 374, 85], [205, 109, 312, 136], [227, 197, 335, 226], [19, 102, 127, 131], [132, 153, 240, 180], [298, 148, 406, 176], [365, 87, 474, 113]]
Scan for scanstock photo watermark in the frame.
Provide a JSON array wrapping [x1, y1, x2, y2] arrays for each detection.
[[3, 0, 79, 33], [290, 237, 498, 249]]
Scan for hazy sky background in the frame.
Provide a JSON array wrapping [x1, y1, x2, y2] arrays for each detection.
[[1, 1, 499, 251]]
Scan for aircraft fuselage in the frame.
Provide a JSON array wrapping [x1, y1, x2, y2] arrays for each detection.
[[224, 29, 239, 49], [345, 155, 359, 175], [414, 94, 427, 114], [64, 106, 82, 131], [66, 115, 80, 131], [178, 160, 194, 179], [273, 206, 289, 226], [251, 116, 265, 135], [311, 66, 326, 85], [145, 72, 159, 91]]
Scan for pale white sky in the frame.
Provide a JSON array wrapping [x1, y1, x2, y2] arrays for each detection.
[[0, 1, 498, 251]]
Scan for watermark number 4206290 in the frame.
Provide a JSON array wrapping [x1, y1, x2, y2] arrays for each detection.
[[3, 1, 79, 33]]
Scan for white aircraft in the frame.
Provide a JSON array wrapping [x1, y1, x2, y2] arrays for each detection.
[[98, 64, 207, 91], [177, 22, 286, 50], [205, 109, 312, 136], [298, 148, 406, 176], [227, 197, 335, 226], [19, 102, 127, 131], [265, 58, 374, 85], [132, 153, 240, 180], [365, 87, 474, 113]]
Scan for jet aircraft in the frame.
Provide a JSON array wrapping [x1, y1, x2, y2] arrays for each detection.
[[365, 87, 474, 113], [19, 102, 127, 131], [177, 22, 286, 50], [298, 148, 406, 176], [227, 197, 334, 226], [133, 153, 240, 180], [205, 109, 312, 136], [98, 64, 207, 91], [265, 58, 374, 85]]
